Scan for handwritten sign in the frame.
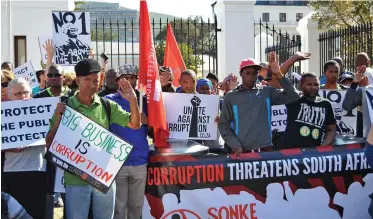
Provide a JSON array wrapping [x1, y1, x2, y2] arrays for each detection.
[[271, 105, 287, 132], [163, 93, 219, 140], [45, 106, 133, 193], [1, 97, 59, 150], [13, 61, 39, 87]]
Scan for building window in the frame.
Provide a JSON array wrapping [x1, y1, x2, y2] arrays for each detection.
[[14, 36, 27, 67], [262, 13, 269, 22], [279, 13, 286, 22], [296, 13, 303, 22]]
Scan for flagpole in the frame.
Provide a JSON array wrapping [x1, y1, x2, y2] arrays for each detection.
[[139, 84, 144, 113]]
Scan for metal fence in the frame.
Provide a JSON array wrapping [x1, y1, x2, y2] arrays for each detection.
[[255, 20, 302, 77], [90, 17, 218, 76], [319, 22, 373, 73]]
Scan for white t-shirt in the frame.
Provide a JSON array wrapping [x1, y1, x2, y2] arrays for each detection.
[[365, 67, 373, 85], [4, 146, 46, 172]]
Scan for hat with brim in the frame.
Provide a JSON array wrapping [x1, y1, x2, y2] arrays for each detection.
[[115, 64, 138, 81], [206, 72, 219, 81], [339, 73, 354, 83]]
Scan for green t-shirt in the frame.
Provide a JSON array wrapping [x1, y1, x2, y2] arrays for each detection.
[[49, 94, 131, 186]]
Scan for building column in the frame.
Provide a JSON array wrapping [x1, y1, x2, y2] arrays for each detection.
[[216, 0, 256, 81], [297, 12, 321, 77]]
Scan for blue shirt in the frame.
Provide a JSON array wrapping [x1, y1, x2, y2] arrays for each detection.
[[105, 92, 149, 166], [32, 85, 43, 96]]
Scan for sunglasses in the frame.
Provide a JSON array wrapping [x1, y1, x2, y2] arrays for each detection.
[[1, 82, 9, 88], [47, 73, 62, 78]]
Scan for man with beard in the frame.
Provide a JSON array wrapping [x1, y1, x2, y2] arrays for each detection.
[[46, 59, 140, 219], [282, 73, 337, 149], [98, 69, 118, 96]]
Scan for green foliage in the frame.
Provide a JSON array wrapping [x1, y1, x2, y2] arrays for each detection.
[[309, 0, 373, 29], [91, 29, 119, 41], [74, 1, 86, 11], [155, 41, 202, 71]]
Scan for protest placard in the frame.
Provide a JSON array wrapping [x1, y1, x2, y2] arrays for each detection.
[[45, 106, 133, 193], [319, 90, 358, 135], [366, 87, 373, 123], [54, 168, 65, 193], [38, 36, 50, 64], [1, 97, 59, 150], [163, 93, 219, 140], [13, 61, 39, 87], [52, 11, 91, 65], [271, 105, 287, 132]]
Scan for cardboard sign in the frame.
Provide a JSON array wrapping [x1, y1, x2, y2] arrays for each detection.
[[45, 106, 133, 193], [319, 90, 358, 136], [38, 36, 50, 64], [365, 87, 373, 123], [54, 168, 65, 193], [163, 93, 220, 140], [1, 97, 59, 150], [13, 61, 39, 87], [271, 105, 287, 132], [52, 11, 91, 65]]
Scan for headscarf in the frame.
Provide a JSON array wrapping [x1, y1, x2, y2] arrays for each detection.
[[196, 78, 213, 91]]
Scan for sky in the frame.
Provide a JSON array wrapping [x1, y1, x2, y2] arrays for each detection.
[[85, 0, 215, 20]]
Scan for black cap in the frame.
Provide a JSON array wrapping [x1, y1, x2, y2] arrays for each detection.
[[74, 59, 101, 77], [206, 72, 219, 81], [339, 73, 354, 83]]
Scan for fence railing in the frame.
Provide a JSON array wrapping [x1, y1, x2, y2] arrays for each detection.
[[90, 17, 218, 76], [255, 20, 302, 80], [319, 22, 373, 73]]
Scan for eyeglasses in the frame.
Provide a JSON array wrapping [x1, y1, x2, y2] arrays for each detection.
[[47, 73, 62, 78], [1, 82, 9, 88], [13, 90, 30, 97]]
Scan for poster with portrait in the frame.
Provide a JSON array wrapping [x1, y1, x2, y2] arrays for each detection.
[[52, 11, 91, 65]]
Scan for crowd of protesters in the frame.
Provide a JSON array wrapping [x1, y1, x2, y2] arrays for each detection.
[[1, 37, 373, 219]]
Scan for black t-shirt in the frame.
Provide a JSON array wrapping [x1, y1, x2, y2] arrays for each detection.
[[282, 96, 336, 149]]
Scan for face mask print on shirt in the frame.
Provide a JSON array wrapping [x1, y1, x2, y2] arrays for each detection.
[[295, 103, 326, 128]]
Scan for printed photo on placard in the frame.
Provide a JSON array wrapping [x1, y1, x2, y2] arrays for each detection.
[[38, 36, 51, 64], [13, 61, 39, 87], [52, 11, 91, 65], [319, 90, 357, 135], [163, 93, 220, 140]]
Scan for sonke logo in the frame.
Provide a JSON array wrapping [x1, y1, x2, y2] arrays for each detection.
[[161, 203, 258, 219]]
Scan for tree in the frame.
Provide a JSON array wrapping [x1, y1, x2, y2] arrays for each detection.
[[74, 1, 86, 11], [309, 1, 373, 29], [91, 29, 119, 41], [155, 40, 203, 71], [155, 16, 217, 57]]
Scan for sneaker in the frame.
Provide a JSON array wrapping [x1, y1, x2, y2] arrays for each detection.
[[54, 196, 64, 207]]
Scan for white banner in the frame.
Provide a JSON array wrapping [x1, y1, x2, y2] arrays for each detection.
[[54, 168, 65, 193], [163, 93, 219, 140], [319, 90, 358, 136], [1, 97, 59, 150], [365, 87, 373, 123], [271, 105, 287, 132], [38, 36, 50, 64], [52, 11, 91, 65], [13, 61, 39, 87], [46, 106, 133, 193]]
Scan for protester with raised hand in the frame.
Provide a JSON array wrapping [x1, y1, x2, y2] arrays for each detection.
[[159, 66, 176, 93], [342, 65, 372, 138], [2, 78, 48, 219], [219, 52, 300, 158], [46, 59, 140, 219]]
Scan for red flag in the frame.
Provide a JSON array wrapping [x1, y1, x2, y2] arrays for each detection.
[[164, 24, 186, 87], [139, 0, 169, 147]]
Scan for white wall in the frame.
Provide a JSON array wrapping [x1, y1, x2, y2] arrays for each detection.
[[1, 0, 74, 70]]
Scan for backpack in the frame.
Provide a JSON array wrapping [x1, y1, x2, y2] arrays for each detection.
[[62, 96, 111, 124]]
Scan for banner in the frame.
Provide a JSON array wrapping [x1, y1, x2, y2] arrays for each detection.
[[142, 143, 372, 219], [13, 61, 39, 87], [38, 36, 50, 64], [1, 97, 59, 150], [271, 105, 287, 132], [163, 93, 219, 140], [54, 168, 65, 193], [45, 106, 133, 193], [52, 11, 91, 65], [366, 87, 373, 123], [319, 90, 358, 135]]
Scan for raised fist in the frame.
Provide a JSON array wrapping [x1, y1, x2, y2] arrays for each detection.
[[191, 96, 201, 107]]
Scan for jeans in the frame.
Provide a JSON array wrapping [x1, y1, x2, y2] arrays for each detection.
[[114, 164, 147, 219], [65, 182, 116, 219]]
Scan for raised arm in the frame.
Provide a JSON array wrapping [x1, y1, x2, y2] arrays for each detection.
[[43, 39, 55, 75]]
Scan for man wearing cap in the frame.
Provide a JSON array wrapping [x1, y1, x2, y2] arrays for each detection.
[[206, 72, 219, 94], [219, 52, 300, 157], [104, 65, 149, 219], [45, 59, 141, 219]]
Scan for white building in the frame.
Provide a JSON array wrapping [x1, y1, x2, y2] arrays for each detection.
[[1, 0, 74, 70]]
